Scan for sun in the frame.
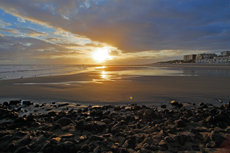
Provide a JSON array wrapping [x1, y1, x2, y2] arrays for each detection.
[[92, 47, 112, 62]]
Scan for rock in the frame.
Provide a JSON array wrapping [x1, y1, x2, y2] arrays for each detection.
[[85, 121, 96, 132], [206, 116, 215, 123], [81, 144, 89, 151], [93, 146, 102, 153], [89, 135, 105, 142], [23, 101, 32, 106], [6, 143, 16, 152], [94, 121, 107, 132], [175, 119, 186, 127], [17, 135, 32, 146], [164, 136, 175, 143], [174, 133, 189, 146], [76, 119, 85, 130], [122, 138, 136, 149], [158, 140, 168, 150], [58, 103, 69, 107], [9, 100, 21, 105], [50, 137, 61, 144], [63, 141, 74, 150], [209, 131, 226, 146], [48, 111, 58, 116], [143, 109, 155, 119], [90, 109, 103, 116], [114, 106, 121, 111], [56, 117, 73, 126], [199, 102, 204, 106], [111, 123, 120, 134], [159, 130, 169, 137], [74, 135, 88, 143], [14, 145, 30, 153], [61, 133, 73, 139], [206, 141, 216, 148], [26, 114, 35, 122], [161, 104, 166, 108], [3, 101, 8, 106], [171, 100, 179, 106]]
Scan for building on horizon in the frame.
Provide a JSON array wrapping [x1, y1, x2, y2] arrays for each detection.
[[195, 52, 230, 63], [184, 54, 196, 61], [221, 51, 230, 56]]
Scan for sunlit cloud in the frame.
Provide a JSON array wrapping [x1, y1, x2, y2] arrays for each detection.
[[0, 0, 229, 64], [0, 28, 18, 33]]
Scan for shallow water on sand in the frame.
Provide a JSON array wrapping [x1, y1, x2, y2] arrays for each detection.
[[2, 65, 230, 83]]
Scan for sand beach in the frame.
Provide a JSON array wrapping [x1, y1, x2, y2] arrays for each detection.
[[1, 64, 230, 152]]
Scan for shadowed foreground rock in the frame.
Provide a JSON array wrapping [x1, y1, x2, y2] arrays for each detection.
[[1, 101, 230, 152]]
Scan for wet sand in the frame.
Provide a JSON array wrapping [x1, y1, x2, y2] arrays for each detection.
[[0, 65, 230, 105]]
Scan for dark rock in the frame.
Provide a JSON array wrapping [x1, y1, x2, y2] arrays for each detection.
[[3, 101, 8, 106], [58, 103, 69, 107], [9, 100, 21, 105], [159, 130, 169, 137], [94, 121, 107, 132], [206, 141, 216, 148], [76, 119, 85, 130], [174, 133, 189, 146], [206, 116, 215, 123], [161, 104, 166, 108], [158, 140, 168, 150], [56, 117, 73, 126], [122, 137, 136, 149], [17, 135, 32, 146], [93, 146, 101, 153], [90, 109, 103, 116], [42, 141, 53, 153], [7, 142, 16, 152], [164, 136, 175, 143], [175, 119, 186, 127], [0, 130, 12, 137], [50, 137, 61, 144], [26, 114, 35, 122], [61, 133, 73, 138], [14, 145, 30, 153], [81, 144, 89, 151], [171, 100, 179, 106], [143, 109, 155, 119], [89, 135, 105, 142], [111, 123, 120, 134], [131, 105, 141, 110], [74, 135, 88, 143], [209, 131, 226, 146], [63, 141, 74, 150], [0, 134, 13, 141], [85, 121, 96, 131], [23, 101, 32, 106], [199, 102, 204, 106], [48, 111, 58, 116], [114, 106, 121, 111]]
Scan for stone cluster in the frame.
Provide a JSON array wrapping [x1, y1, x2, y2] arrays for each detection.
[[1, 100, 230, 153]]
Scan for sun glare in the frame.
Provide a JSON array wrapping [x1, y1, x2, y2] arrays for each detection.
[[92, 47, 112, 62]]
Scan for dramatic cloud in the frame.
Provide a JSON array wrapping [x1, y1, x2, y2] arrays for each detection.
[[0, 0, 230, 64], [17, 28, 47, 36], [0, 28, 18, 33]]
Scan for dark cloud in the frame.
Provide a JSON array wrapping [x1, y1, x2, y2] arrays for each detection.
[[17, 28, 47, 36], [0, 28, 18, 33], [0, 36, 79, 61], [0, 0, 230, 55]]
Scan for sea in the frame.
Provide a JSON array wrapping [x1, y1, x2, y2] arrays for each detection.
[[1, 64, 230, 81]]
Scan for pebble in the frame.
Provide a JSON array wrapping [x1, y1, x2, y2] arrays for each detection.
[[1, 101, 230, 152]]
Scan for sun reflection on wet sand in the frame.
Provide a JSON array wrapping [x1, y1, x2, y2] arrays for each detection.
[[101, 71, 106, 79]]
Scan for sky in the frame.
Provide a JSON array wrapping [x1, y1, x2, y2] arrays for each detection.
[[0, 0, 230, 65]]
